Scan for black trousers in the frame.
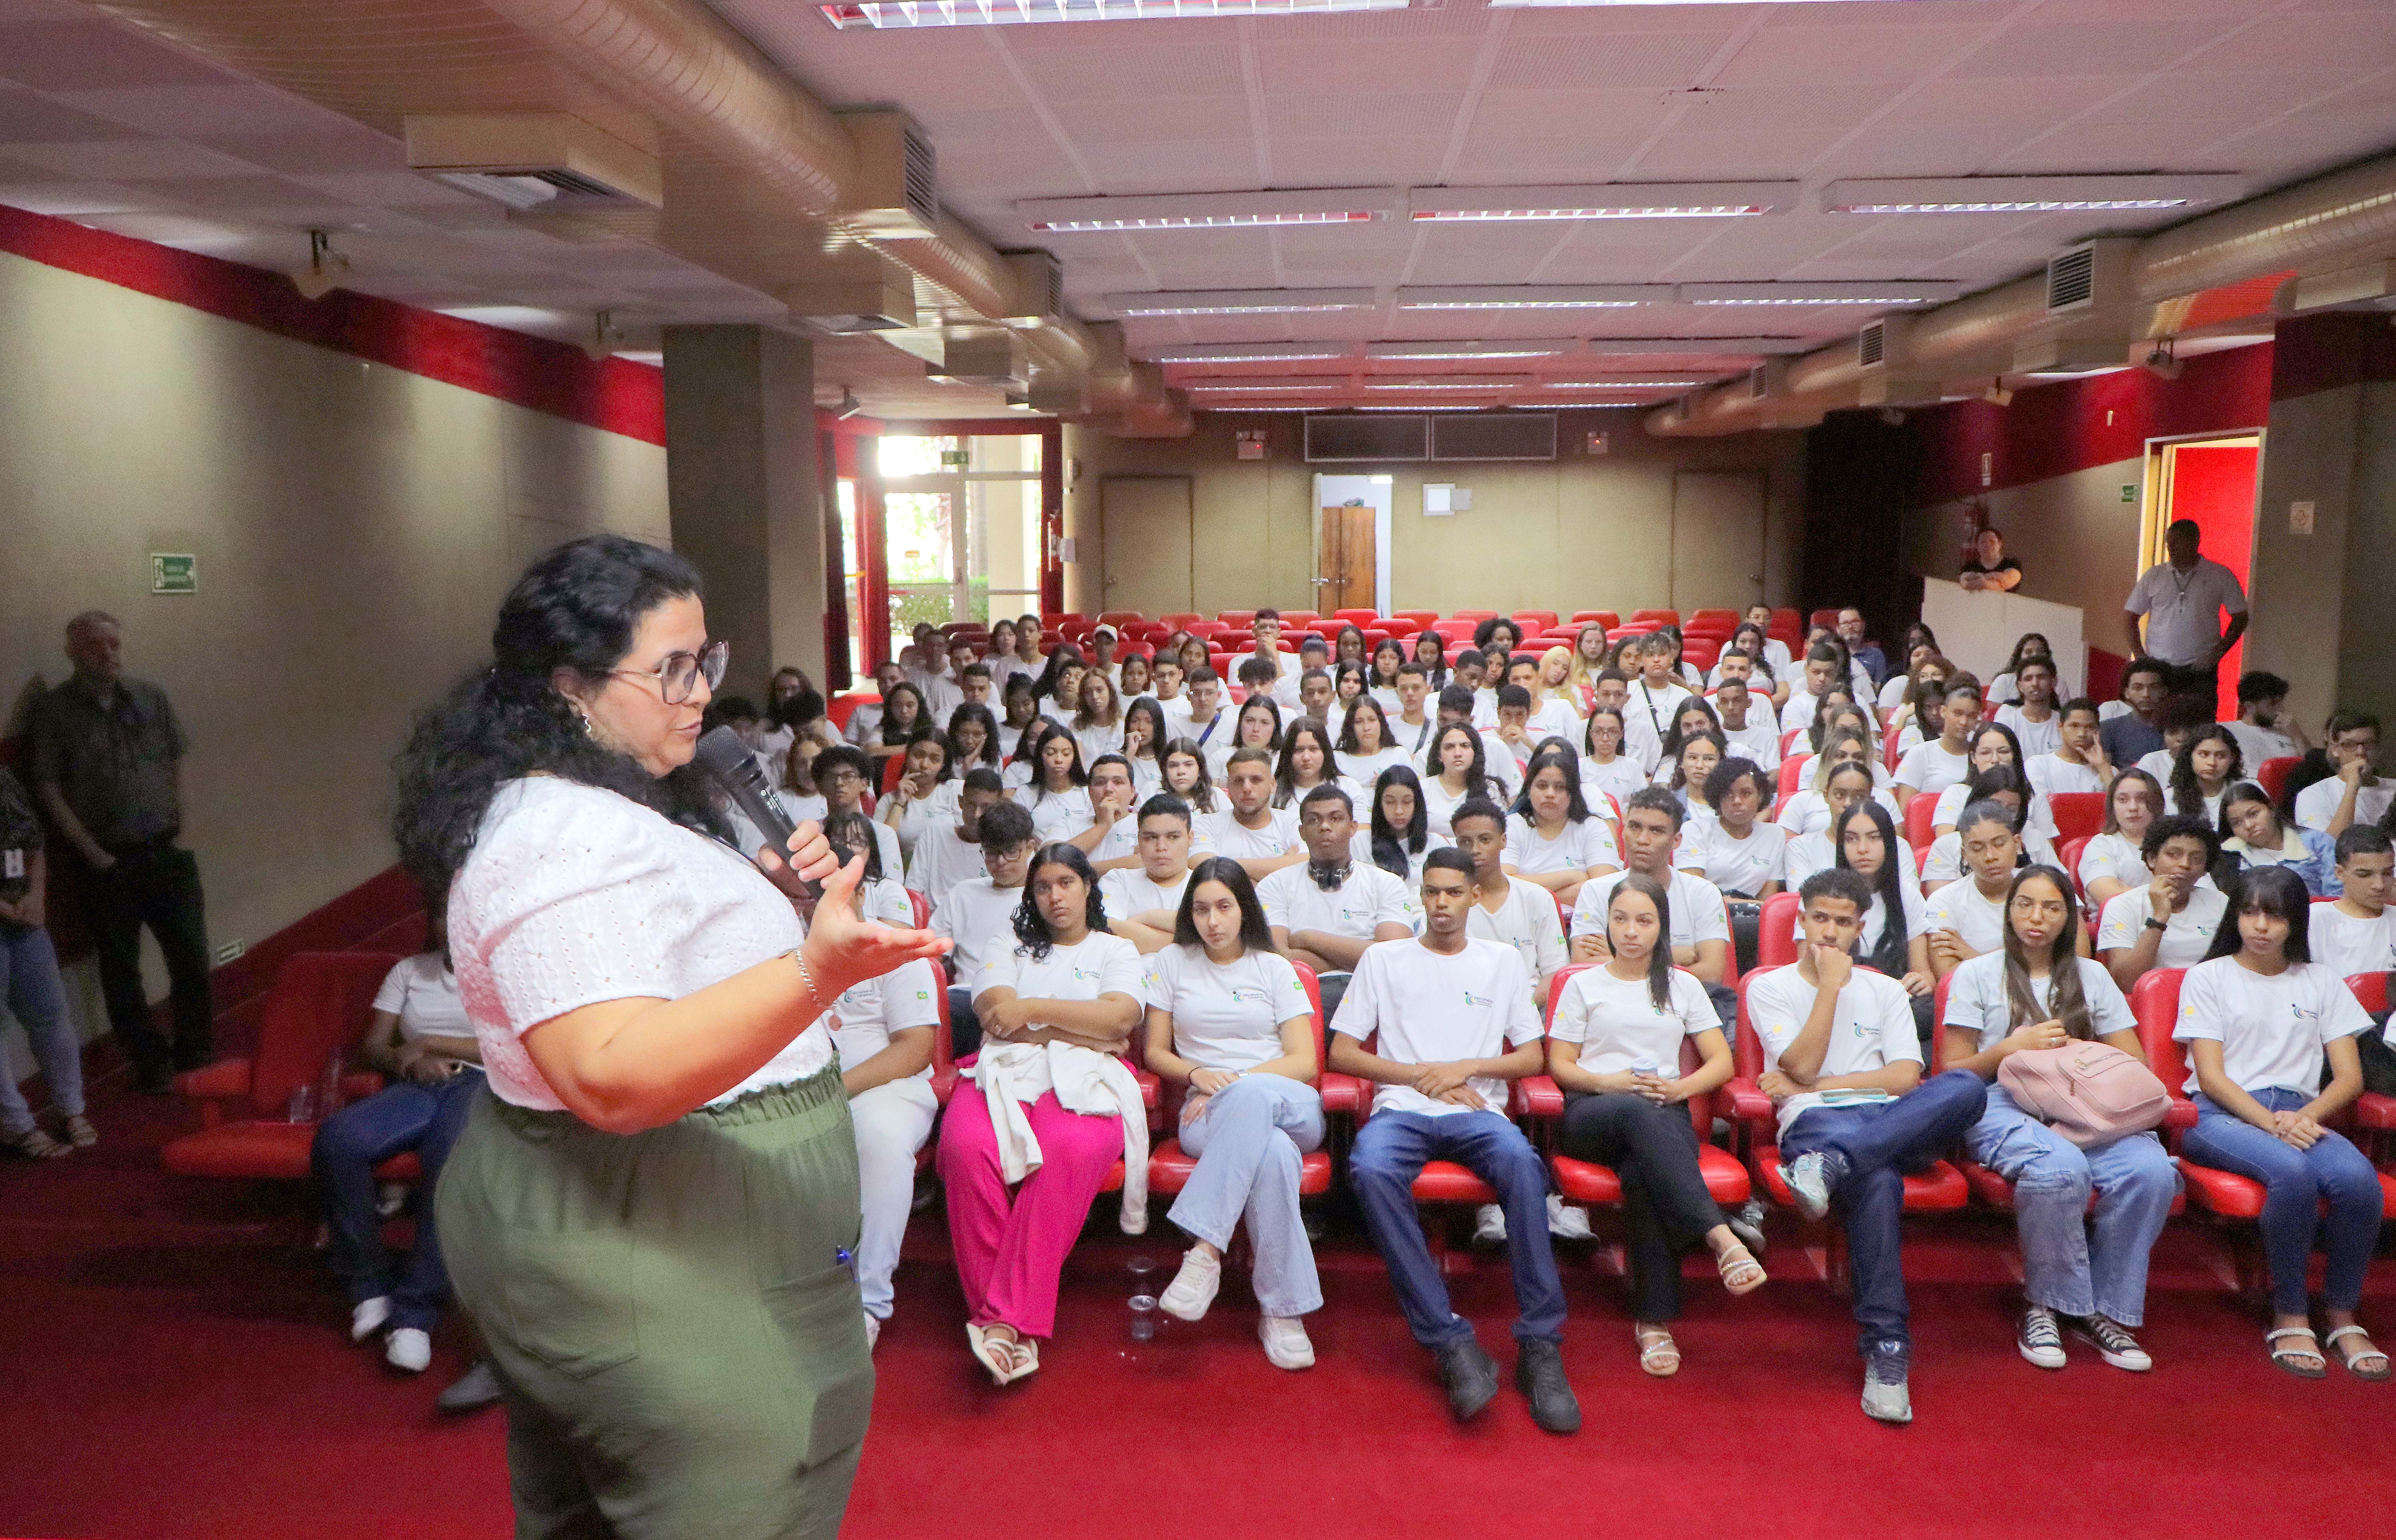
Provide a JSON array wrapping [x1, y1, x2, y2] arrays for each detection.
[[1559, 1092, 1725, 1322], [81, 844, 212, 1077]]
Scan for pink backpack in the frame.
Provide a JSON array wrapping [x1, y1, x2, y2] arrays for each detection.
[[1997, 1041, 2171, 1148]]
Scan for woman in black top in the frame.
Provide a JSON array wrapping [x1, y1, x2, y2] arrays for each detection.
[[1959, 527, 2024, 592]]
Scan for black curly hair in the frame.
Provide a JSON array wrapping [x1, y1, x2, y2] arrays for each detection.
[[392, 534, 731, 897], [1012, 842, 1112, 960]]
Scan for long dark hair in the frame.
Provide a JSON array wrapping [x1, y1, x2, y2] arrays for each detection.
[[1412, 629, 1450, 688], [1237, 693, 1285, 754], [1025, 721, 1088, 801], [1273, 719, 1343, 809], [2171, 724, 2244, 818], [1659, 696, 1722, 762], [1369, 765, 1430, 878], [822, 808, 885, 886], [1369, 637, 1406, 690], [1337, 694, 1392, 756], [879, 680, 934, 747], [1012, 842, 1111, 960], [1425, 722, 1489, 799], [2203, 864, 2313, 963], [1604, 870, 1677, 1012], [1512, 745, 1593, 824], [1160, 736, 1217, 813], [1031, 644, 1086, 708], [2000, 865, 2092, 1039], [946, 702, 1002, 770], [393, 534, 730, 895], [1172, 856, 1278, 954], [1833, 798, 1911, 977], [1123, 697, 1169, 762]]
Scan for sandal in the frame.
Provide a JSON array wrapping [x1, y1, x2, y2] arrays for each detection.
[[1007, 1336, 1040, 1382], [2325, 1325, 2391, 1382], [2265, 1326, 2326, 1379], [63, 1115, 97, 1148], [1716, 1241, 1767, 1297], [966, 1323, 1018, 1386], [1635, 1324, 1680, 1379], [8, 1127, 68, 1159]]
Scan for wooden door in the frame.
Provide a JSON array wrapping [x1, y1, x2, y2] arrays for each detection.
[[1101, 475, 1193, 616], [1318, 505, 1376, 615], [1670, 470, 1767, 614]]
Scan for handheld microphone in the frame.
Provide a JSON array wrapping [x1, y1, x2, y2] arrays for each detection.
[[693, 726, 821, 899]]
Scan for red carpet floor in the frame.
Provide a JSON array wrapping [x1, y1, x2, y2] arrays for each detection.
[[8, 1066, 2396, 1540]]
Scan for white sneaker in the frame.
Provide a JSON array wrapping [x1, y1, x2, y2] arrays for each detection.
[[1546, 1193, 1595, 1241], [1471, 1203, 1508, 1249], [385, 1327, 432, 1373], [350, 1296, 392, 1342], [1259, 1316, 1315, 1371], [1159, 1247, 1222, 1322], [2017, 1304, 2067, 1370], [375, 1181, 409, 1219], [863, 1314, 881, 1352]]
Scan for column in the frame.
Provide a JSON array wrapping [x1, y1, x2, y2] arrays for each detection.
[[660, 325, 825, 696]]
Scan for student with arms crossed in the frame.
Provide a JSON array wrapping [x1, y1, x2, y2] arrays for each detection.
[[1940, 867, 2176, 1373], [1505, 748, 1622, 908], [1259, 785, 1419, 1024], [1141, 858, 1325, 1370], [2079, 769, 2167, 909], [1753, 869, 1992, 1423], [1329, 850, 1580, 1433], [1548, 872, 1765, 1379], [929, 800, 1037, 1059], [2175, 868, 2387, 1380], [1098, 795, 1198, 955]]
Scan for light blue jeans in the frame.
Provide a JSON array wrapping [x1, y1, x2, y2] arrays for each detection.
[[1170, 1073, 1326, 1318], [1965, 1087, 2179, 1326], [0, 923, 84, 1138]]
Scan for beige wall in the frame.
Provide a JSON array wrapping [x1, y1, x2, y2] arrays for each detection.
[[1063, 410, 1806, 618], [0, 248, 666, 1060], [1906, 457, 2150, 662], [2250, 379, 2396, 732]]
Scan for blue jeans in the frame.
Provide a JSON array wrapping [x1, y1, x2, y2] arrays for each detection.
[[311, 1069, 482, 1330], [1350, 1107, 1564, 1348], [948, 986, 982, 1061], [1966, 1089, 2179, 1326], [1171, 1074, 1326, 1318], [1779, 1069, 1989, 1356], [0, 923, 83, 1137], [2183, 1089, 2386, 1315]]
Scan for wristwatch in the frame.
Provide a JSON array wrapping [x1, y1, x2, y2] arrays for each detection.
[[2144, 917, 2168, 932]]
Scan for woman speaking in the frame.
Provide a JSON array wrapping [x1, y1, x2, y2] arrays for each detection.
[[394, 534, 945, 1538]]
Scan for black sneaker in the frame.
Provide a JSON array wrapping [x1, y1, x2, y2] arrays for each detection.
[[2017, 1304, 2066, 1370], [1433, 1336, 1499, 1423], [1514, 1338, 1581, 1434], [2068, 1315, 2153, 1372]]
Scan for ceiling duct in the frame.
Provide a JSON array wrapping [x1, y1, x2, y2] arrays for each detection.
[[786, 247, 920, 333], [1000, 250, 1065, 327], [405, 113, 663, 208], [928, 329, 1030, 390], [836, 110, 939, 240], [2045, 239, 2138, 315]]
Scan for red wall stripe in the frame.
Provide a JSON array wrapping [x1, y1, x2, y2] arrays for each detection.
[[1912, 342, 2271, 507], [0, 202, 664, 446]]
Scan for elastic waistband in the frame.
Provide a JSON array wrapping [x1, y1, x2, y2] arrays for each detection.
[[488, 1062, 846, 1138]]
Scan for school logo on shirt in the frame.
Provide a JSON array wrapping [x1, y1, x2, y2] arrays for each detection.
[[2291, 1003, 2320, 1023], [1462, 989, 1493, 1008], [1228, 985, 1264, 1007], [1071, 965, 1101, 984]]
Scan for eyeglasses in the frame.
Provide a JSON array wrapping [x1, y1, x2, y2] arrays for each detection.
[[609, 639, 729, 705]]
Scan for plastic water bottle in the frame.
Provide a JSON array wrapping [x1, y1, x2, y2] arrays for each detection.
[[286, 1081, 317, 1124], [317, 1048, 346, 1118], [1125, 1255, 1158, 1349]]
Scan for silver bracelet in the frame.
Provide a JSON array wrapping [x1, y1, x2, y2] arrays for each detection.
[[785, 948, 824, 1017]]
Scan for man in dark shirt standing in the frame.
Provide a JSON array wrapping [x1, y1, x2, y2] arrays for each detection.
[[30, 612, 213, 1092]]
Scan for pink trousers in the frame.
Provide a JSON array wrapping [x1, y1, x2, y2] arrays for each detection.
[[936, 1089, 1123, 1338]]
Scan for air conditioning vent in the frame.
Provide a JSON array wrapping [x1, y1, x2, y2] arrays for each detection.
[[840, 111, 940, 239], [903, 122, 939, 233], [2047, 243, 2098, 313], [1857, 320, 1887, 369], [926, 329, 1028, 390], [1001, 250, 1065, 326], [405, 113, 662, 208], [1305, 414, 1428, 463], [1431, 412, 1555, 462]]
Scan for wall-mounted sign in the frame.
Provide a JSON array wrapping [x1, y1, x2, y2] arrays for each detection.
[[2119, 484, 2137, 503], [1234, 429, 1267, 461], [2290, 499, 2316, 535], [1585, 432, 1609, 455], [150, 553, 197, 595]]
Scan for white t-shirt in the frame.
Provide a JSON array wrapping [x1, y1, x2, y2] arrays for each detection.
[[2027, 754, 2105, 798], [1717, 712, 1784, 771], [1466, 876, 1569, 990], [1332, 937, 1543, 1118], [1479, 731, 1527, 798], [1894, 741, 1972, 798], [1258, 861, 1421, 944], [2173, 956, 2374, 1097], [1944, 953, 2133, 1050], [906, 822, 990, 908], [2095, 883, 2230, 970], [1098, 866, 1191, 927], [1026, 785, 1095, 844], [2126, 557, 2247, 667], [1779, 861, 1926, 957], [1776, 784, 1900, 839], [1624, 681, 1694, 769], [830, 956, 941, 1083], [1920, 876, 2009, 955], [1680, 820, 1787, 898], [931, 877, 1025, 994], [1141, 945, 1311, 1073], [1342, 744, 1411, 785], [2312, 904, 2396, 981], [1074, 721, 1126, 764], [1548, 965, 1722, 1077], [1921, 827, 2059, 885], [1994, 705, 2062, 760], [1747, 965, 1923, 1138], [1504, 813, 1620, 876], [1196, 806, 1300, 862], [976, 931, 1145, 1013], [372, 953, 471, 1043], [879, 779, 960, 864], [2077, 832, 2150, 895], [448, 778, 825, 1110], [1579, 755, 1647, 813], [2294, 777, 2395, 835], [1349, 826, 1451, 890], [2222, 720, 2296, 775], [1569, 868, 1731, 954], [1419, 774, 1486, 837]]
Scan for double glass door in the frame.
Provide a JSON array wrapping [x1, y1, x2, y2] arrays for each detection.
[[877, 433, 1044, 659]]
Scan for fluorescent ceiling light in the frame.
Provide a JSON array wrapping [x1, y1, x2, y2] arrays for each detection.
[[1361, 342, 1581, 364], [1408, 182, 1795, 222], [1152, 342, 1355, 364], [1492, 0, 1872, 6], [1822, 174, 2243, 215], [1679, 281, 1959, 306], [1184, 377, 1351, 392], [1583, 337, 1808, 355], [1545, 379, 1715, 389], [1109, 287, 1373, 317], [1394, 284, 1670, 310], [821, 0, 1400, 26], [1019, 188, 1395, 233], [1363, 375, 1535, 390]]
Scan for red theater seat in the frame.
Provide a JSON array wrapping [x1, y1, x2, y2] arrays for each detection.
[[2132, 970, 2259, 1218], [1755, 892, 1800, 968], [1632, 608, 1679, 627], [2256, 755, 2300, 808], [1904, 792, 1938, 852], [828, 692, 877, 732], [1570, 610, 1620, 629], [2047, 792, 2104, 844], [2346, 973, 2395, 1135]]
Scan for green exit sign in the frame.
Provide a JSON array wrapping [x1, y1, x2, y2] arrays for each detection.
[[150, 553, 197, 594], [2120, 483, 2138, 503], [940, 449, 969, 468]]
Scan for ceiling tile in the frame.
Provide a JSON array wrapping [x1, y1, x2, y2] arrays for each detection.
[[5, 137, 258, 179], [1014, 42, 1245, 101], [51, 83, 323, 140], [0, 20, 235, 91], [1946, 20, 2243, 79], [1485, 30, 1732, 91], [1709, 24, 1993, 87]]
